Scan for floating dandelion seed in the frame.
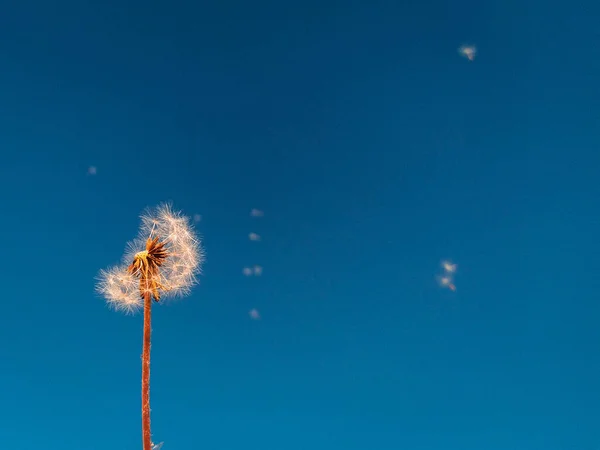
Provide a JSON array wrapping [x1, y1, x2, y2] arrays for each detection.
[[87, 166, 97, 175], [437, 275, 456, 291], [436, 259, 458, 291], [193, 214, 202, 223], [249, 308, 261, 320], [458, 45, 477, 61], [442, 261, 457, 273], [439, 275, 451, 287], [250, 208, 264, 217], [152, 442, 164, 450], [242, 265, 262, 276], [248, 232, 261, 241], [96, 203, 203, 450]]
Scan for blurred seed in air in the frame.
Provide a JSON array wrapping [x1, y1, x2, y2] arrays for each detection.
[[458, 45, 476, 61]]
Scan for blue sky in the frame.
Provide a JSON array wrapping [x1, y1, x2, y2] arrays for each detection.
[[1, 0, 599, 449]]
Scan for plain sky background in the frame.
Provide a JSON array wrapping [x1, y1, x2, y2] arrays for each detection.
[[1, 0, 599, 449]]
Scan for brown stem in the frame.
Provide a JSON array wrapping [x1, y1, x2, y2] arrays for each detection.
[[142, 291, 153, 450]]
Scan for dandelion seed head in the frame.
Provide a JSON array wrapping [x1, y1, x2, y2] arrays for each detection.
[[99, 202, 204, 313]]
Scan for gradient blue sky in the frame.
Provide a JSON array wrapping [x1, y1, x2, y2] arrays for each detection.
[[1, 1, 599, 449]]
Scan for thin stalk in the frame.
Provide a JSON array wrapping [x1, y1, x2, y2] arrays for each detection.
[[142, 291, 153, 450]]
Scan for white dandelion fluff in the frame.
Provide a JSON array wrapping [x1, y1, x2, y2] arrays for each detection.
[[248, 232, 261, 241], [442, 261, 457, 273], [436, 275, 456, 292], [123, 203, 204, 302], [458, 45, 477, 61], [98, 202, 204, 311], [439, 275, 451, 286], [95, 266, 141, 313]]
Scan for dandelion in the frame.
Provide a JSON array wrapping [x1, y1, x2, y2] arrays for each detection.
[[96, 203, 203, 450], [253, 265, 263, 276], [248, 232, 261, 241], [242, 267, 253, 276], [249, 308, 261, 320]]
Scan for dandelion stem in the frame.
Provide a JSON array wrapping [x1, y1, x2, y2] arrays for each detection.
[[142, 291, 153, 450]]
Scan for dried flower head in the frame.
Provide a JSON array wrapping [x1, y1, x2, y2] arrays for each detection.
[[127, 236, 170, 302], [97, 203, 204, 312]]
